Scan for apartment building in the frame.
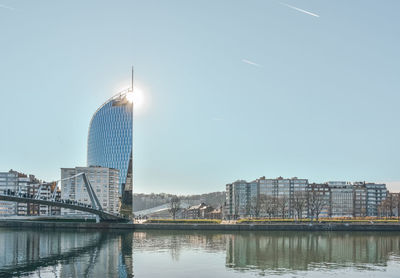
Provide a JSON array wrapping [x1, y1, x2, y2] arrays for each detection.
[[329, 182, 354, 217], [224, 176, 387, 219], [0, 170, 47, 216], [225, 180, 257, 219], [257, 177, 308, 218], [60, 166, 120, 215]]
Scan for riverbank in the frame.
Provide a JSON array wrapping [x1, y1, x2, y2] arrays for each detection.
[[1, 220, 400, 231]]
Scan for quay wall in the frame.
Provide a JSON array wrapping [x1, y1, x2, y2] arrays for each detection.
[[1, 220, 400, 231]]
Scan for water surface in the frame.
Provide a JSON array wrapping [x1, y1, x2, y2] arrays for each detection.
[[0, 228, 399, 277]]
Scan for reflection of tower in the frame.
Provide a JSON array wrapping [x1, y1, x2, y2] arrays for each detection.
[[119, 232, 134, 277], [87, 72, 134, 207]]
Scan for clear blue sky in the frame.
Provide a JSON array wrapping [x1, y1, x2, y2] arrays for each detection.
[[1, 0, 399, 194]]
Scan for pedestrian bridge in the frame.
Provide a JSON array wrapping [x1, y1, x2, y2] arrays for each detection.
[[0, 173, 128, 222]]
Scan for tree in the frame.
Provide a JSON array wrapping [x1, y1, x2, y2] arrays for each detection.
[[234, 194, 240, 219], [307, 190, 327, 222], [396, 194, 400, 220], [169, 196, 181, 220], [277, 196, 288, 219], [250, 196, 262, 218], [261, 195, 276, 220], [292, 191, 307, 220]]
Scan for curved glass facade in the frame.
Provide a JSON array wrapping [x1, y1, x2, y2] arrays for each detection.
[[87, 92, 133, 197]]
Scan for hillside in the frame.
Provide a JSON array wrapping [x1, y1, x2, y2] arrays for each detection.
[[133, 192, 226, 212]]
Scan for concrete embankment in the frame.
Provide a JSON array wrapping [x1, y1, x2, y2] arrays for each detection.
[[1, 220, 400, 231]]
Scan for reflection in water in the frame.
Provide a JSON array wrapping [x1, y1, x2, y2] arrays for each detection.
[[225, 231, 400, 275], [0, 228, 133, 278], [1, 229, 400, 277]]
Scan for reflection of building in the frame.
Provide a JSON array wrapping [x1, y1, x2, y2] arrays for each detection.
[[60, 235, 121, 278], [0, 229, 133, 278], [225, 231, 400, 274], [87, 91, 133, 205], [60, 166, 120, 215]]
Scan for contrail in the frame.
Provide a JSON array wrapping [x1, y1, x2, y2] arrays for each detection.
[[242, 59, 262, 68], [281, 2, 319, 18], [0, 4, 15, 10]]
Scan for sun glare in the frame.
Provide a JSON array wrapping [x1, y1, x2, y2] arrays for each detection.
[[126, 86, 145, 110], [126, 92, 134, 103]]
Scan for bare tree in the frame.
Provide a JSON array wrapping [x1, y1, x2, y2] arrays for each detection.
[[277, 196, 288, 219], [261, 195, 275, 220], [396, 194, 400, 220], [250, 196, 262, 218], [292, 191, 307, 220], [379, 198, 393, 218], [308, 191, 327, 222], [388, 194, 395, 217], [169, 196, 181, 220], [234, 194, 240, 219], [271, 196, 280, 218]]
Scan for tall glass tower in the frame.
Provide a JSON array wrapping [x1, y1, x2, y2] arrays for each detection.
[[87, 90, 133, 206]]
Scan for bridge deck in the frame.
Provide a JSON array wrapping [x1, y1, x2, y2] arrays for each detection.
[[0, 195, 128, 222]]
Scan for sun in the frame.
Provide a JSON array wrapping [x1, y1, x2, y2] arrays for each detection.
[[126, 86, 145, 110]]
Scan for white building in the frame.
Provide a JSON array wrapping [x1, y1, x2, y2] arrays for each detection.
[[60, 166, 120, 215]]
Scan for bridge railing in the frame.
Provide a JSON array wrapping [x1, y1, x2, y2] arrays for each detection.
[[0, 185, 125, 220]]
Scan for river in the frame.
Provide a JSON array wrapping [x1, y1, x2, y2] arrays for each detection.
[[0, 228, 399, 277]]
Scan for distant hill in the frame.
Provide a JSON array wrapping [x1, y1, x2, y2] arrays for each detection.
[[133, 192, 226, 212]]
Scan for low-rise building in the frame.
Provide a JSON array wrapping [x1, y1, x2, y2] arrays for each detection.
[[209, 206, 223, 219], [182, 203, 214, 219]]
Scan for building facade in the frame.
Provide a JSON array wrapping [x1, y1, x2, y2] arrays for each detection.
[[0, 170, 48, 216], [353, 183, 367, 217], [225, 180, 258, 219], [224, 177, 387, 219], [60, 166, 120, 215], [307, 183, 331, 218], [257, 177, 308, 218], [23, 183, 61, 216], [364, 183, 387, 216], [87, 91, 133, 205], [0, 171, 19, 215], [329, 182, 354, 217], [182, 203, 214, 219]]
